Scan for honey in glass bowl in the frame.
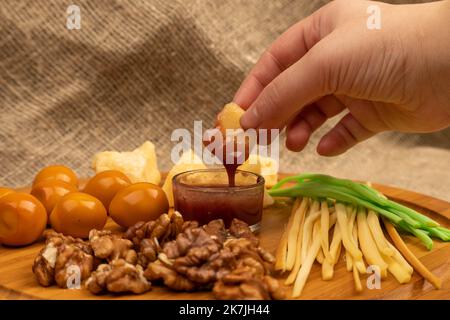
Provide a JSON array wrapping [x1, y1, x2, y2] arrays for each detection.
[[172, 169, 264, 230]]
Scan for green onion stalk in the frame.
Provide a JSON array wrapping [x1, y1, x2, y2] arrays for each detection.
[[269, 173, 450, 249]]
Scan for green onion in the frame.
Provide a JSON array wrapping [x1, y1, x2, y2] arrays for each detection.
[[269, 173, 450, 249], [398, 222, 434, 250], [422, 226, 450, 241], [270, 181, 403, 224]]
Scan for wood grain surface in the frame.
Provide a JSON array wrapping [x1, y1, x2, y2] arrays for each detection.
[[0, 179, 449, 300]]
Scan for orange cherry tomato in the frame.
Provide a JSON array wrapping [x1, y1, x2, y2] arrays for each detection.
[[31, 180, 77, 217], [33, 165, 78, 188], [0, 193, 47, 246], [50, 192, 107, 238], [109, 183, 169, 228], [0, 187, 14, 199], [82, 170, 131, 210]]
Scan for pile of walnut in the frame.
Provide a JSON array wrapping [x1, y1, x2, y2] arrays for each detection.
[[32, 212, 285, 299]]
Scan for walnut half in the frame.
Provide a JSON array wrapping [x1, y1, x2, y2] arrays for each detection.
[[123, 212, 184, 248], [54, 244, 94, 288], [32, 231, 94, 288], [89, 229, 137, 264], [32, 242, 58, 287], [86, 259, 151, 295], [144, 260, 196, 291]]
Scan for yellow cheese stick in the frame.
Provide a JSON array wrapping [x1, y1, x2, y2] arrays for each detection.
[[352, 265, 363, 292], [285, 200, 308, 285], [347, 206, 366, 274], [275, 228, 288, 271], [313, 215, 323, 265], [383, 253, 412, 284], [292, 220, 322, 297], [336, 203, 363, 260], [345, 206, 356, 271], [387, 242, 413, 274], [322, 212, 338, 280], [352, 221, 366, 274], [357, 208, 388, 277], [300, 205, 321, 263], [347, 205, 356, 224], [322, 258, 334, 281], [275, 198, 300, 271], [320, 212, 337, 280], [384, 220, 442, 289], [288, 207, 337, 283], [345, 250, 353, 271], [320, 201, 330, 260], [329, 223, 342, 264], [286, 198, 309, 270], [367, 210, 394, 257], [316, 248, 324, 264]]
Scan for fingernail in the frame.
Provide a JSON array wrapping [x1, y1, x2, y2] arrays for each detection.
[[240, 107, 260, 129]]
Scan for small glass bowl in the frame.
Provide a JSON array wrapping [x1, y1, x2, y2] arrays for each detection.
[[172, 168, 265, 231]]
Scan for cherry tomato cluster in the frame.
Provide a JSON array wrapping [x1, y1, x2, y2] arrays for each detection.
[[0, 165, 168, 246]]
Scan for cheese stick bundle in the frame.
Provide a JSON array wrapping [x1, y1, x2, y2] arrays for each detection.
[[276, 196, 440, 298]]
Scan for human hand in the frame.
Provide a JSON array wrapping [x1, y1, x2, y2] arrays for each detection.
[[234, 0, 450, 156]]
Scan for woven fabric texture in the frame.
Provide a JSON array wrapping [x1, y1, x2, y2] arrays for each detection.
[[0, 0, 449, 200]]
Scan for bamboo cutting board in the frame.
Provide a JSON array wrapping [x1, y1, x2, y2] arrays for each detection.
[[0, 179, 449, 300]]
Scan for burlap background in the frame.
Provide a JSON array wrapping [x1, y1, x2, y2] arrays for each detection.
[[0, 0, 449, 200]]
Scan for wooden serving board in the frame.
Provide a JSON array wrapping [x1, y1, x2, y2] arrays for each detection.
[[0, 179, 449, 300]]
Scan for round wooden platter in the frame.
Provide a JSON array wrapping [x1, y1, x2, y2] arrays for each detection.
[[0, 178, 449, 300]]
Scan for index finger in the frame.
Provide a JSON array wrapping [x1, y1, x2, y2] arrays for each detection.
[[233, 3, 336, 109]]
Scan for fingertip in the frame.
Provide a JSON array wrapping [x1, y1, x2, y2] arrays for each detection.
[[240, 107, 260, 129], [316, 136, 331, 156], [318, 113, 377, 156], [233, 94, 247, 111], [316, 134, 346, 157], [285, 120, 311, 152], [286, 135, 308, 152], [286, 142, 307, 152]]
